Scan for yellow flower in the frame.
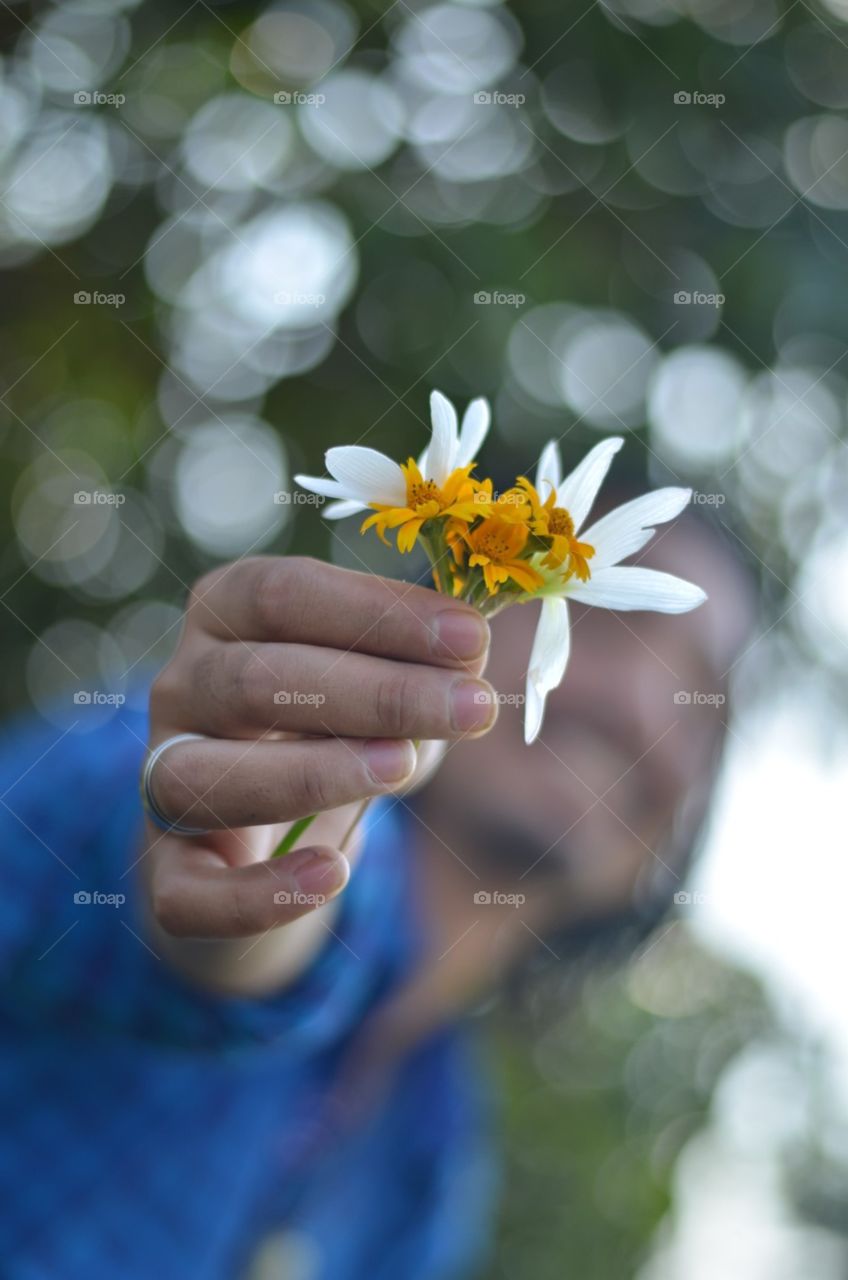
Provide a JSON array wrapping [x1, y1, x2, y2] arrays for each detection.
[[360, 458, 486, 553], [462, 515, 545, 596], [518, 476, 596, 582]]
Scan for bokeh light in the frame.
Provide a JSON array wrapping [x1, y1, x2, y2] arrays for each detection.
[[3, 0, 848, 1274]]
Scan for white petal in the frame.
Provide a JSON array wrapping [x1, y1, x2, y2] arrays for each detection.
[[295, 474, 352, 501], [557, 437, 624, 532], [568, 566, 707, 613], [535, 441, 561, 499], [524, 681, 546, 748], [325, 446, 406, 507], [427, 390, 459, 486], [323, 498, 367, 520], [582, 487, 692, 569], [457, 397, 490, 464], [525, 597, 571, 744]]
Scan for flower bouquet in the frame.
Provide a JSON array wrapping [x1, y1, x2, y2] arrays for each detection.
[[273, 390, 706, 856]]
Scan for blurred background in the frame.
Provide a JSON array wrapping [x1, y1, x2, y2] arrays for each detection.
[[2, 0, 848, 1275]]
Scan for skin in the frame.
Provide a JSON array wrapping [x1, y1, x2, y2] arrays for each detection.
[[141, 525, 746, 1008], [141, 555, 496, 992]]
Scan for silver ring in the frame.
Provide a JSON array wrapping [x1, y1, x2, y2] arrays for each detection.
[[141, 733, 210, 835]]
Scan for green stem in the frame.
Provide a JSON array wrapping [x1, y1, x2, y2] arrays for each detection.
[[271, 813, 317, 858], [338, 796, 373, 851]]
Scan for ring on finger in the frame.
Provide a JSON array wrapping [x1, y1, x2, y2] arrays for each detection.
[[141, 732, 211, 836]]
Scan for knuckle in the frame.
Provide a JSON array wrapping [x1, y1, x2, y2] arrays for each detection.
[[233, 646, 269, 713], [189, 644, 241, 733], [192, 645, 224, 707], [375, 673, 422, 737], [290, 753, 336, 814], [253, 556, 318, 633]]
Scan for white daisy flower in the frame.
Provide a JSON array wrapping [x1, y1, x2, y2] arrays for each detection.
[[524, 437, 707, 744], [295, 390, 490, 524]]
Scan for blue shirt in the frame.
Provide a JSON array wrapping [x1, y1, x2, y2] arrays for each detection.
[[0, 709, 497, 1279]]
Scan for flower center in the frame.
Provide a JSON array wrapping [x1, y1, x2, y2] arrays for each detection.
[[547, 507, 575, 537], [408, 478, 442, 509], [468, 516, 527, 563], [477, 529, 513, 559]]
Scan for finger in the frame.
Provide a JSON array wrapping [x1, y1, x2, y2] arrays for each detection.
[[191, 557, 490, 669], [149, 734, 417, 831], [188, 642, 499, 739], [151, 841, 350, 939]]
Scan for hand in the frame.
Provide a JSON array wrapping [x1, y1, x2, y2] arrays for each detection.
[[140, 556, 495, 981]]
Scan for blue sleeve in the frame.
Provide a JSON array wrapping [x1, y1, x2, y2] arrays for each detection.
[[0, 708, 412, 1058]]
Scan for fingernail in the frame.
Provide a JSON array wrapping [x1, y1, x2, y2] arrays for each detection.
[[450, 679, 497, 733], [433, 609, 489, 661], [363, 738, 417, 785], [290, 850, 350, 901]]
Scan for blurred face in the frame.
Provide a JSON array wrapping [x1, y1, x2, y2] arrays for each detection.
[[414, 537, 728, 933]]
